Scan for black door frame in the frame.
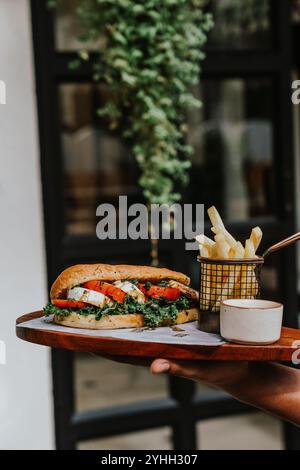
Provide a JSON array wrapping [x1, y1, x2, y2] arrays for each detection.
[[31, 0, 299, 449]]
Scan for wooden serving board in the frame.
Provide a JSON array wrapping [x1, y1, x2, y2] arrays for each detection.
[[16, 311, 300, 361]]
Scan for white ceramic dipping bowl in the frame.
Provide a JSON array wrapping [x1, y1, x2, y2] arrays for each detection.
[[220, 299, 283, 345]]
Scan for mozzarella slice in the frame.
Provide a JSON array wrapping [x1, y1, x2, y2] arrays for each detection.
[[113, 281, 145, 303], [68, 287, 111, 308]]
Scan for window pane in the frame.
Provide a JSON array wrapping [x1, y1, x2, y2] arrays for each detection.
[[59, 79, 275, 233], [55, 0, 272, 51], [198, 413, 283, 450], [293, 0, 300, 23], [78, 427, 172, 450], [54, 0, 98, 51], [59, 83, 141, 235], [207, 0, 271, 49], [187, 78, 274, 222], [75, 354, 168, 413]]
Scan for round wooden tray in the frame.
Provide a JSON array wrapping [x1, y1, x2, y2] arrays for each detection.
[[16, 311, 300, 361]]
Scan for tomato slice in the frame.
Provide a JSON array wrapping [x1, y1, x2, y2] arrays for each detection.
[[101, 283, 126, 303], [52, 299, 87, 309], [82, 280, 102, 292], [82, 281, 126, 303], [137, 283, 147, 295], [138, 284, 181, 301]]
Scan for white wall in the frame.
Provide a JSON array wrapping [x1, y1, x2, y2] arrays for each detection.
[[0, 0, 53, 449]]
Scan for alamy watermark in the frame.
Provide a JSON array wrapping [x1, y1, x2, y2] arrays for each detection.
[[292, 340, 300, 365], [96, 196, 204, 250], [0, 340, 6, 365], [292, 80, 300, 105], [0, 80, 6, 104]]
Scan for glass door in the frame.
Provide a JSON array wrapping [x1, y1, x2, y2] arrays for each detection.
[[31, 0, 299, 450]]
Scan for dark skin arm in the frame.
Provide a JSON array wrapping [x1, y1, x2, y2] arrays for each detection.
[[150, 359, 300, 427], [105, 355, 300, 426]]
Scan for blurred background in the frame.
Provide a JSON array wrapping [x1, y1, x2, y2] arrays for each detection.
[[1, 0, 300, 450]]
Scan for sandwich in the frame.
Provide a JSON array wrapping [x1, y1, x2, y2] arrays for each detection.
[[44, 264, 199, 329]]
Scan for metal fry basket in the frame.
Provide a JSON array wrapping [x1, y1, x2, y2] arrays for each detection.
[[198, 256, 264, 333]]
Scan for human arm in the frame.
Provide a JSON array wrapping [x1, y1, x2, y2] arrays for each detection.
[[151, 359, 300, 426]]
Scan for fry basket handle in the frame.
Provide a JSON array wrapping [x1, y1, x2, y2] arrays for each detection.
[[263, 232, 300, 258]]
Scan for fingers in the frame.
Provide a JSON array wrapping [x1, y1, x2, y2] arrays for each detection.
[[151, 358, 250, 389], [150, 359, 171, 374], [150, 358, 207, 381]]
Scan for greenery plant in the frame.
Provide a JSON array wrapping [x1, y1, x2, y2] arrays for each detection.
[[49, 0, 213, 205]]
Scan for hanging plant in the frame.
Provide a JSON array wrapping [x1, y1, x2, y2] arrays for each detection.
[[49, 0, 213, 205]]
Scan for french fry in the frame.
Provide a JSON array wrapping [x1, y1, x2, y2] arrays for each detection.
[[212, 266, 240, 311], [195, 235, 216, 258], [196, 236, 219, 307], [211, 224, 237, 249], [211, 241, 245, 311], [229, 247, 235, 258], [214, 233, 230, 258], [208, 206, 237, 249], [250, 276, 259, 297], [240, 264, 247, 298], [200, 245, 210, 258], [214, 234, 230, 286], [198, 238, 216, 306], [233, 241, 245, 259], [195, 234, 214, 247], [240, 265, 258, 298], [207, 206, 225, 229], [244, 239, 256, 258], [210, 281, 223, 308], [242, 239, 258, 297], [250, 226, 262, 253], [231, 242, 244, 297]]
